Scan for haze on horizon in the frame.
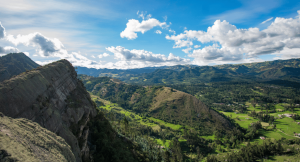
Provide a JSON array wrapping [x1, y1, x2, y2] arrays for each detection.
[[0, 0, 300, 69]]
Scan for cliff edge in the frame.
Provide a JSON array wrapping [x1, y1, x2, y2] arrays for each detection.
[[0, 59, 97, 162]]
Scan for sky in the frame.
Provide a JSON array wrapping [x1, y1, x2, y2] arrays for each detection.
[[0, 0, 300, 69]]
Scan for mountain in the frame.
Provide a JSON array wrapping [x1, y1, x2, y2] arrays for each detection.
[[0, 112, 75, 162], [77, 58, 300, 85], [75, 64, 198, 80], [0, 57, 150, 162], [0, 53, 40, 82], [0, 59, 97, 162], [79, 75, 233, 133]]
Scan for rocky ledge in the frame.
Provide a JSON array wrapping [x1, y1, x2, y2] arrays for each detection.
[[0, 60, 97, 162]]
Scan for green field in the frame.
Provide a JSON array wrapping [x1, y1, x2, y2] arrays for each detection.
[[221, 104, 300, 143], [90, 94, 189, 147]]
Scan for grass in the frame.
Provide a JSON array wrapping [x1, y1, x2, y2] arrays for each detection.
[[155, 139, 171, 148], [221, 111, 258, 129], [221, 103, 300, 143], [149, 117, 183, 130], [265, 155, 300, 162], [90, 93, 187, 147], [0, 115, 75, 162]]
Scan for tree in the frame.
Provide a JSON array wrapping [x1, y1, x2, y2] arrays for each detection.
[[163, 150, 171, 162], [196, 146, 203, 162], [123, 117, 129, 135]]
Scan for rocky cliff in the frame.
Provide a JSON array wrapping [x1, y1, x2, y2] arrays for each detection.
[[0, 59, 97, 162], [0, 53, 40, 82], [0, 112, 75, 162]]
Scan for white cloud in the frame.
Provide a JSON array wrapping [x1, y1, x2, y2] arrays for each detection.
[[137, 11, 146, 20], [261, 17, 273, 24], [106, 46, 189, 64], [194, 45, 201, 48], [166, 10, 300, 65], [6, 32, 66, 57], [155, 30, 162, 34], [120, 18, 168, 40], [98, 53, 110, 58], [182, 47, 192, 54], [169, 29, 176, 35], [0, 22, 6, 39], [0, 46, 19, 54]]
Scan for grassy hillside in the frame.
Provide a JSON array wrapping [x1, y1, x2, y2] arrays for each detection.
[[0, 53, 40, 82], [79, 75, 233, 133], [80, 72, 300, 161], [0, 112, 75, 162]]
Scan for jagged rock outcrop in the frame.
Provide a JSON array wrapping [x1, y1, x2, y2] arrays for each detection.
[[0, 60, 97, 162], [0, 53, 40, 82], [0, 112, 75, 162]]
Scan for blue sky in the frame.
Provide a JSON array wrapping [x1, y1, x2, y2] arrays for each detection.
[[0, 0, 300, 69]]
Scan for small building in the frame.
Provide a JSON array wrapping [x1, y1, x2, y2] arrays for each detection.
[[284, 114, 293, 118], [260, 136, 265, 140]]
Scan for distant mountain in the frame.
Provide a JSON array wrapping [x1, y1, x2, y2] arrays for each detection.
[[75, 64, 198, 79], [0, 53, 40, 82], [76, 58, 300, 85]]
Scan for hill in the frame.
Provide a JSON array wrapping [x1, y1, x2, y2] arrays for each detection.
[[0, 112, 75, 162], [79, 75, 233, 134], [0, 53, 40, 82]]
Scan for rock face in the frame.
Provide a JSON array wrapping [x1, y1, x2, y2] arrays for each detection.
[[0, 60, 97, 162], [0, 112, 75, 162], [0, 53, 40, 82]]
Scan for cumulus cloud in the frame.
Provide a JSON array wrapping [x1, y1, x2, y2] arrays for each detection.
[[155, 30, 162, 34], [6, 32, 66, 57], [98, 53, 110, 58], [182, 47, 192, 54], [261, 17, 273, 24], [0, 46, 19, 54], [194, 45, 201, 48], [120, 18, 168, 40], [0, 22, 6, 39], [0, 22, 99, 67], [106, 46, 189, 64], [166, 10, 300, 65]]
